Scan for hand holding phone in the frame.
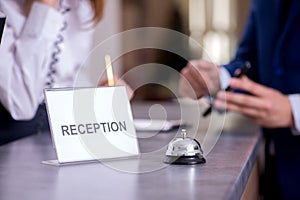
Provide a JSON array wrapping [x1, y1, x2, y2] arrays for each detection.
[[224, 61, 251, 92], [202, 61, 251, 117]]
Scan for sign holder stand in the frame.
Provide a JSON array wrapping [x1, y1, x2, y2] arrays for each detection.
[[43, 87, 140, 166]]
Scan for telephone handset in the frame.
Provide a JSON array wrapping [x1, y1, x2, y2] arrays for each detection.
[[0, 11, 5, 44]]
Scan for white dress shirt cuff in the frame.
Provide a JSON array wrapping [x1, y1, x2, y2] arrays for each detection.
[[219, 67, 231, 90], [21, 2, 62, 41], [288, 94, 300, 135], [205, 67, 231, 102]]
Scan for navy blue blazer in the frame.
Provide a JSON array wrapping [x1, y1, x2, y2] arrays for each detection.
[[224, 0, 300, 95], [224, 0, 300, 199]]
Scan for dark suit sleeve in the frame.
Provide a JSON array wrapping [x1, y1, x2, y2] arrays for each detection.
[[223, 2, 258, 80]]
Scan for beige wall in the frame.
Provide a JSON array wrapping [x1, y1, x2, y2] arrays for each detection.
[[80, 0, 252, 98]]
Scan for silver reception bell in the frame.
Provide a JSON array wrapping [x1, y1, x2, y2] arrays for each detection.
[[164, 129, 206, 165]]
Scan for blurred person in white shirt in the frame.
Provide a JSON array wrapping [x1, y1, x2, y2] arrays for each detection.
[[0, 0, 109, 144]]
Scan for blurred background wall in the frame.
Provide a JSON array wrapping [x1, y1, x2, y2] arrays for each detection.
[[91, 0, 252, 100]]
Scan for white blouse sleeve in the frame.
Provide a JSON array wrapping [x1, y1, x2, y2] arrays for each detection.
[[0, 2, 63, 120]]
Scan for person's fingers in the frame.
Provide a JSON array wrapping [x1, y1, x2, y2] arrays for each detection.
[[180, 60, 219, 99], [213, 98, 266, 119], [229, 76, 273, 97], [189, 60, 220, 95], [115, 79, 134, 100], [100, 78, 134, 100], [181, 67, 205, 98], [185, 64, 207, 90], [179, 79, 199, 99], [98, 78, 108, 86], [216, 91, 268, 111]]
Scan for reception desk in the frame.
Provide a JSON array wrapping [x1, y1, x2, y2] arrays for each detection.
[[0, 100, 262, 200]]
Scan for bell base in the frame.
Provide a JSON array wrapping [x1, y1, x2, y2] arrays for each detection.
[[164, 155, 206, 165]]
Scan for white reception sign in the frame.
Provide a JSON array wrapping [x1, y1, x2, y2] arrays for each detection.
[[44, 86, 139, 164]]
